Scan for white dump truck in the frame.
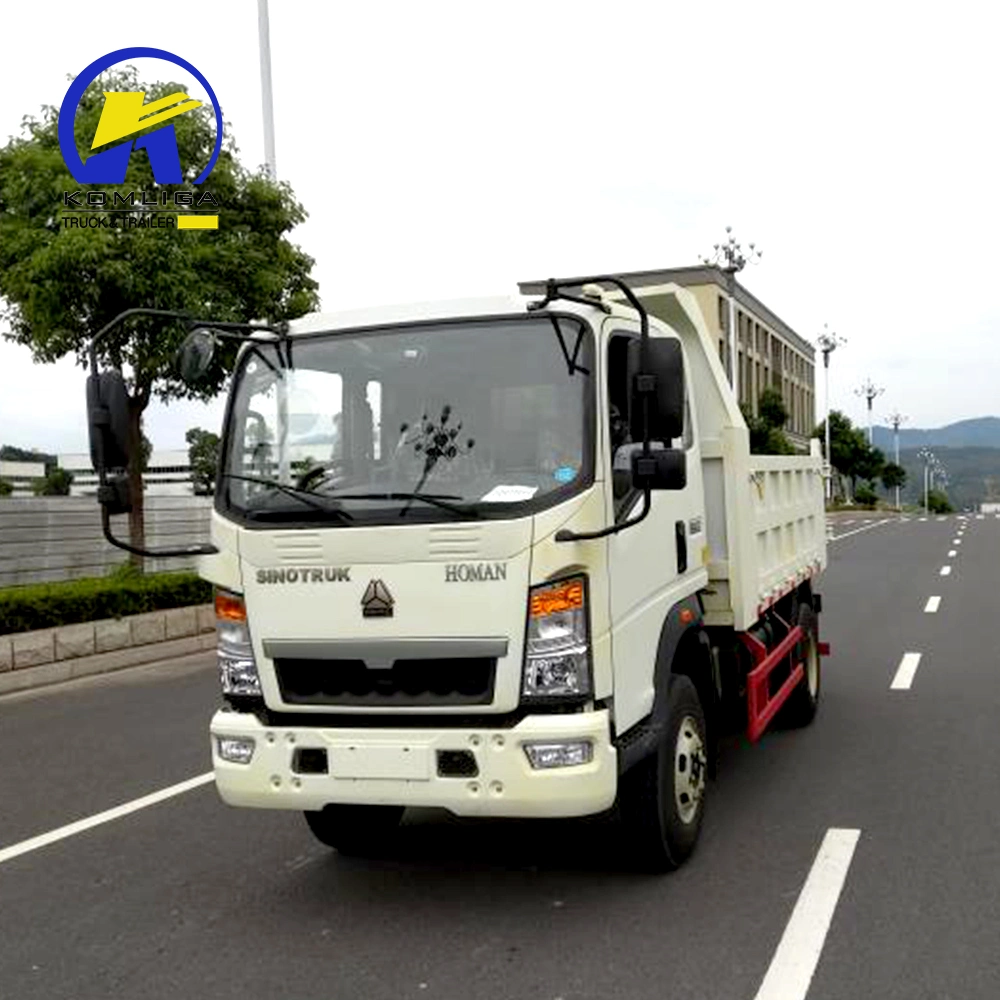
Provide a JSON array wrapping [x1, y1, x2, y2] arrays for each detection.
[[84, 274, 828, 871]]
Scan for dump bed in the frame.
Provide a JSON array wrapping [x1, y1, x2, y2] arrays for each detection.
[[622, 282, 828, 631], [700, 432, 826, 630]]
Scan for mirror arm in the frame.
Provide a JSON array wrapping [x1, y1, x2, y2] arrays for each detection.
[[87, 308, 290, 373], [99, 506, 219, 557], [554, 489, 651, 542]]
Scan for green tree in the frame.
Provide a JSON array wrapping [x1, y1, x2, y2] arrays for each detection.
[[0, 445, 56, 469], [814, 410, 882, 498], [854, 483, 878, 507], [0, 480, 12, 497], [854, 445, 886, 489], [0, 65, 319, 565], [927, 489, 953, 514], [881, 462, 906, 492], [33, 468, 74, 496], [186, 427, 220, 495], [744, 387, 794, 455]]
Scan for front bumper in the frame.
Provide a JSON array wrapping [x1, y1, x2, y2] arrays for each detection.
[[210, 708, 617, 818]]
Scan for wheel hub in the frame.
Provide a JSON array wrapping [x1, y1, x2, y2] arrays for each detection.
[[674, 715, 706, 825]]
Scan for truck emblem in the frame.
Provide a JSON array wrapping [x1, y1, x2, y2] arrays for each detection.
[[361, 579, 394, 618]]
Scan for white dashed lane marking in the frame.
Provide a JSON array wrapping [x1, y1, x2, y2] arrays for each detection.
[[891, 653, 923, 690], [924, 596, 941, 613], [940, 566, 952, 576]]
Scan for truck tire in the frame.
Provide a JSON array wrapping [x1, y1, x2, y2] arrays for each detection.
[[777, 601, 821, 728], [303, 804, 405, 856], [618, 675, 708, 872]]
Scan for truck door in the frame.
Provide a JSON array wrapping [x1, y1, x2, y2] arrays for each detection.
[[605, 326, 708, 735]]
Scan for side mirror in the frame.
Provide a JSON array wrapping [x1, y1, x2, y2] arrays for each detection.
[[176, 328, 217, 384], [631, 447, 686, 491], [97, 473, 133, 516], [627, 338, 684, 442], [86, 370, 130, 472]]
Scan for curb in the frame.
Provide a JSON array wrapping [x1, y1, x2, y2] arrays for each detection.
[[0, 632, 216, 697], [0, 603, 216, 697]]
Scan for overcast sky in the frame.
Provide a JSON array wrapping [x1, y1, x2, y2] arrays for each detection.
[[2, 0, 998, 455]]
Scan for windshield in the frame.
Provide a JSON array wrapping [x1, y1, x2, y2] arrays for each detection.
[[220, 315, 594, 524]]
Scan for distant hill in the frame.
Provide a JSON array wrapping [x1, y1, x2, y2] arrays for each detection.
[[872, 417, 1000, 452], [895, 446, 1000, 510]]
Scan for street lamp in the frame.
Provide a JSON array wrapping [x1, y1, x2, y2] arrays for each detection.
[[258, 0, 277, 180], [931, 459, 946, 495], [855, 379, 885, 446], [817, 325, 846, 501], [918, 447, 934, 516], [887, 411, 907, 511], [701, 226, 762, 402]]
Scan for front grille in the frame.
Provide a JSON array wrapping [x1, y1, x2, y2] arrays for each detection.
[[273, 657, 496, 706]]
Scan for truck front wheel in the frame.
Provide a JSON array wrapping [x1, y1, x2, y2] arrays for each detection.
[[304, 804, 405, 857], [618, 675, 708, 872]]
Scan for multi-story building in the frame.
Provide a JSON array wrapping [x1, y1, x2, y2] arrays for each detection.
[[58, 449, 194, 497], [0, 460, 46, 496], [519, 265, 817, 451]]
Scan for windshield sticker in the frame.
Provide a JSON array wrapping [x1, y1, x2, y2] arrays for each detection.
[[553, 465, 577, 484], [480, 484, 539, 503]]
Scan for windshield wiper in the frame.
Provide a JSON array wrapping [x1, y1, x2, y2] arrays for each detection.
[[222, 473, 354, 520], [331, 491, 479, 518]]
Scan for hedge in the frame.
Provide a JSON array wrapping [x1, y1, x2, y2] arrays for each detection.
[[0, 570, 213, 636]]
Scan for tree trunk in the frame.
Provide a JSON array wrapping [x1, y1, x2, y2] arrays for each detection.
[[126, 389, 149, 571]]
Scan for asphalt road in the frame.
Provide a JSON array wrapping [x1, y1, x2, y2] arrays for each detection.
[[1, 511, 998, 1000]]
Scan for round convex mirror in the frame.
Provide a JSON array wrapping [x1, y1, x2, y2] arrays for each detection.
[[177, 329, 217, 383]]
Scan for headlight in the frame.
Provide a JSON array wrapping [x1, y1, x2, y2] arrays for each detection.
[[215, 588, 261, 697], [521, 575, 592, 701]]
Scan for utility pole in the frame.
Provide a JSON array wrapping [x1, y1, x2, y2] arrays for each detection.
[[855, 379, 885, 446], [701, 226, 761, 404], [887, 410, 907, 511], [258, 0, 277, 180], [817, 326, 846, 501]]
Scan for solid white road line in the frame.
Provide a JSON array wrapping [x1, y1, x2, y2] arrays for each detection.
[[940, 565, 952, 576], [828, 520, 891, 543], [948, 549, 957, 557], [753, 828, 862, 1000], [924, 596, 941, 613], [891, 652, 922, 690], [0, 772, 214, 867]]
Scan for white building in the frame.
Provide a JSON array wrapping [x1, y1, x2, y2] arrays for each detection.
[[0, 460, 46, 496], [59, 450, 195, 497], [981, 501, 1000, 514]]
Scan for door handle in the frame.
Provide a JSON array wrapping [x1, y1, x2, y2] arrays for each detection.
[[675, 520, 688, 574]]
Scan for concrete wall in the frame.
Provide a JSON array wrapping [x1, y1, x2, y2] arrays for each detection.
[[0, 496, 212, 587]]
